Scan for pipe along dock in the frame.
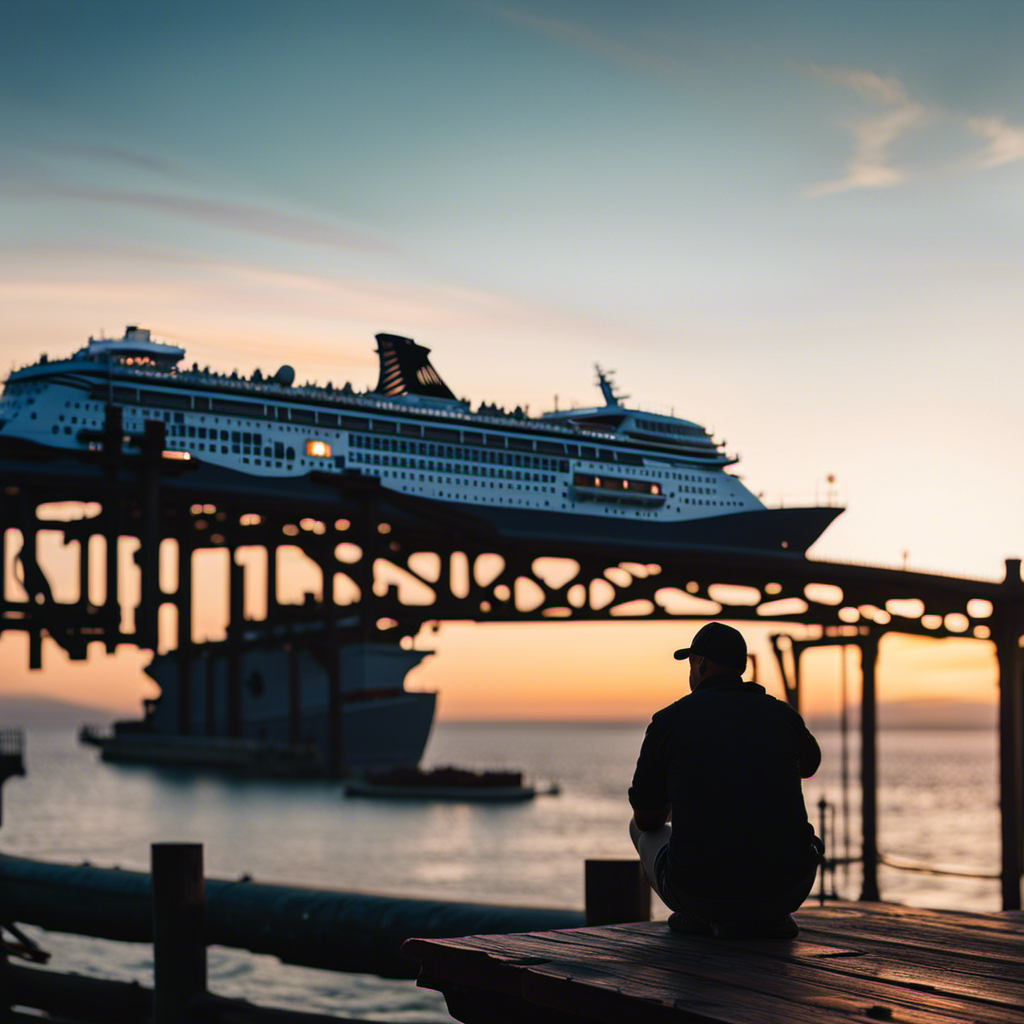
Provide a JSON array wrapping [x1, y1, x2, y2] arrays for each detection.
[[0, 845, 583, 1023], [403, 902, 1024, 1024]]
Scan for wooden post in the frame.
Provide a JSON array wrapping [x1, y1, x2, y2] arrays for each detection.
[[0, 934, 9, 1024], [151, 843, 206, 1024], [584, 859, 651, 926], [859, 633, 880, 902], [995, 559, 1024, 911]]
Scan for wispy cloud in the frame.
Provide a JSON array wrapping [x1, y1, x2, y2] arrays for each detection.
[[804, 64, 1024, 197], [41, 142, 190, 180], [803, 66, 928, 197], [470, 1, 686, 80], [3, 181, 394, 253], [965, 116, 1024, 169]]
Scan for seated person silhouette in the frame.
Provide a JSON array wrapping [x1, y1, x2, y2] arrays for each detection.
[[629, 622, 822, 938]]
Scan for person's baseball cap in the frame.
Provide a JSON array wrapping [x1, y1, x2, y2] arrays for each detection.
[[674, 622, 747, 673]]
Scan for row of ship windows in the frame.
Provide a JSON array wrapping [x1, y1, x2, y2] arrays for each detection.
[[636, 418, 705, 439], [351, 434, 569, 473], [375, 469, 556, 494], [351, 451, 556, 483], [114, 406, 318, 437], [50, 423, 744, 510], [93, 390, 627, 461], [168, 424, 265, 444], [167, 437, 297, 460], [54, 398, 726, 479], [47, 427, 741, 510], [48, 399, 732, 493]]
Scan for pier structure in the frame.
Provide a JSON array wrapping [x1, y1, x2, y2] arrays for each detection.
[[0, 437, 1021, 908], [403, 903, 1024, 1024]]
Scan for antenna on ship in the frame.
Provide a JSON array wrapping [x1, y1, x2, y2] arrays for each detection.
[[594, 365, 627, 408]]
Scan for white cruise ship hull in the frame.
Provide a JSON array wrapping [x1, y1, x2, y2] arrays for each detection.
[[0, 327, 843, 557]]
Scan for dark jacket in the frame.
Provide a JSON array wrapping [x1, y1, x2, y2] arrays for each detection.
[[629, 672, 820, 897]]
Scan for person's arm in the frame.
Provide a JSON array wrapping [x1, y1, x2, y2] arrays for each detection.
[[628, 716, 671, 830], [799, 726, 822, 778], [632, 804, 671, 832]]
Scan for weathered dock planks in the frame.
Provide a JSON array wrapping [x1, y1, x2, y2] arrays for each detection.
[[402, 902, 1024, 1023]]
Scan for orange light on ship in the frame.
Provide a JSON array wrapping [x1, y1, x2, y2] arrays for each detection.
[[306, 439, 331, 457]]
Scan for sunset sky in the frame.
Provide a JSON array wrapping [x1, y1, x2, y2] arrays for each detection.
[[1, 0, 1021, 719]]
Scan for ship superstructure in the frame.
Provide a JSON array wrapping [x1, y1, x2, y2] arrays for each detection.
[[0, 327, 841, 553]]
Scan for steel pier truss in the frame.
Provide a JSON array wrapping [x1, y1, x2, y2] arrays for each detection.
[[0, 440, 1022, 908]]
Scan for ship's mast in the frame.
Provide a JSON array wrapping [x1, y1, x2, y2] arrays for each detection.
[[594, 365, 627, 408]]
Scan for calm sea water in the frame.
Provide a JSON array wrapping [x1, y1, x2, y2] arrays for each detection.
[[1, 723, 1001, 1021]]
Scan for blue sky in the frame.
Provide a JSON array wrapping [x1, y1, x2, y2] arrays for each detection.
[[2, 0, 1024, 583], [3, 0, 1023, 715]]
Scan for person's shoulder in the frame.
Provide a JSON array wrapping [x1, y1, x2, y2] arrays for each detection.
[[759, 690, 813, 728], [649, 694, 692, 725]]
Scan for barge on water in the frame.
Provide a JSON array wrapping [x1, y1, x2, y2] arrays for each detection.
[[344, 766, 560, 801]]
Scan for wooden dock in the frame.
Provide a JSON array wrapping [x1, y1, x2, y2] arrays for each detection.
[[403, 902, 1024, 1023]]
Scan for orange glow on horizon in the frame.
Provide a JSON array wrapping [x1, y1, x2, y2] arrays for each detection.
[[0, 620, 999, 724]]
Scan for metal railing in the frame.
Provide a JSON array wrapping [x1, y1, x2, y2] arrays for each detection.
[[816, 796, 1002, 904]]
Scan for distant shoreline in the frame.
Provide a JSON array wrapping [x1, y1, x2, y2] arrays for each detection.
[[2, 696, 998, 732]]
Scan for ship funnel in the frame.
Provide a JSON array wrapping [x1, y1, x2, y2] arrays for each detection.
[[374, 333, 457, 401]]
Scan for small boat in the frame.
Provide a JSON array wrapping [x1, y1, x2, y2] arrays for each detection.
[[343, 765, 560, 802]]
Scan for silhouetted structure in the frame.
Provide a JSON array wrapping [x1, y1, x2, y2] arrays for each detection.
[[0, 436, 1021, 908]]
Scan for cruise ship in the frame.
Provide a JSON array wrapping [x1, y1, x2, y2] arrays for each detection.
[[0, 326, 841, 553]]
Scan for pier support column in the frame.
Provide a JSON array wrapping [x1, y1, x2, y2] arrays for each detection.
[[176, 540, 193, 736], [266, 543, 278, 618], [137, 443, 161, 649], [77, 528, 90, 617], [859, 633, 880, 902], [769, 635, 801, 711], [103, 500, 119, 653], [226, 645, 241, 738], [226, 550, 244, 737], [327, 645, 342, 777], [287, 643, 301, 747], [995, 559, 1024, 911], [204, 654, 216, 736], [0, 519, 6, 617]]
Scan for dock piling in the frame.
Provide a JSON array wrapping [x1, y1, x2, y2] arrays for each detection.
[[585, 859, 651, 925], [151, 842, 207, 1024]]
